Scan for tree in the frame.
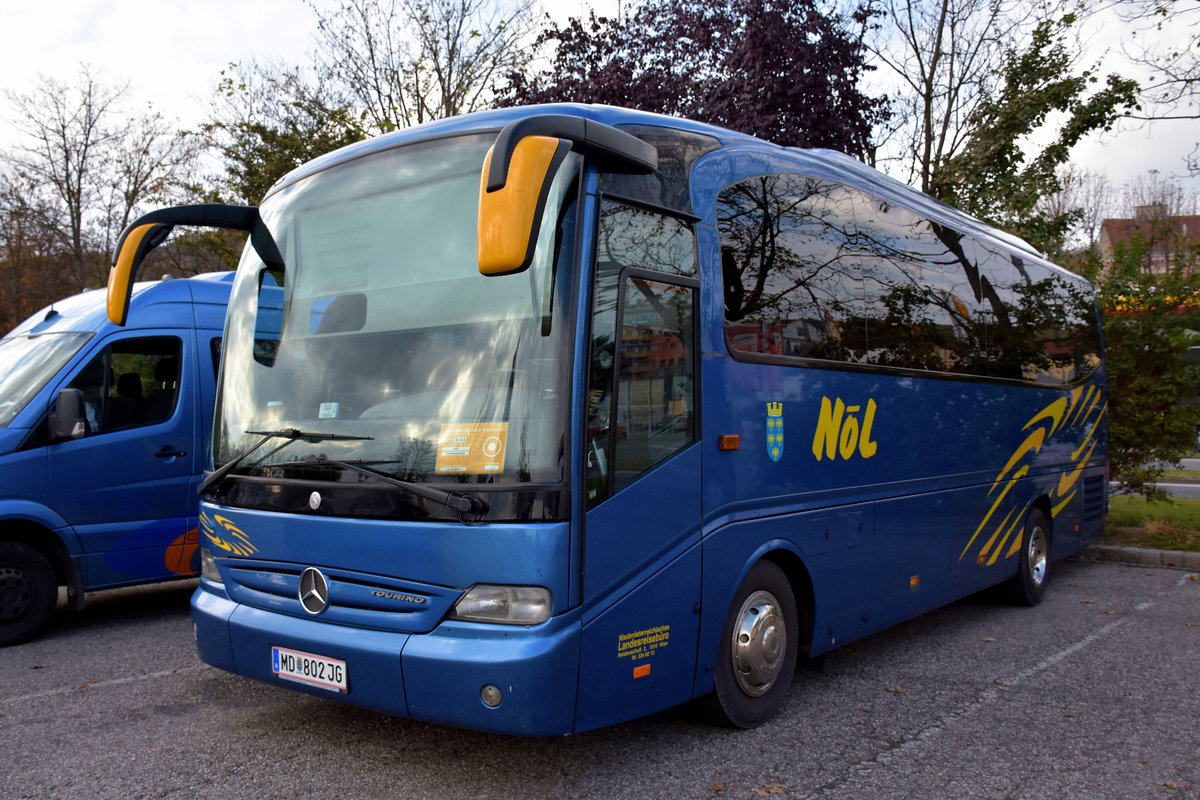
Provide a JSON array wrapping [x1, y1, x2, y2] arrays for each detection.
[[4, 65, 198, 291], [98, 111, 200, 267], [1120, 0, 1199, 150], [1120, 169, 1199, 217], [0, 169, 72, 333], [1079, 237, 1200, 497], [867, 0, 1037, 192], [309, 0, 537, 133], [499, 0, 889, 158], [4, 67, 125, 291], [931, 15, 1138, 256], [1038, 165, 1114, 252], [204, 61, 368, 205]]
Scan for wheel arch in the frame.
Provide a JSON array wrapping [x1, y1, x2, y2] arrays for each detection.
[[759, 547, 815, 659], [0, 518, 84, 608], [1030, 493, 1054, 546]]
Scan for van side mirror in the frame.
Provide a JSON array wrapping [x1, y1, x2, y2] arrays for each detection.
[[49, 388, 88, 442]]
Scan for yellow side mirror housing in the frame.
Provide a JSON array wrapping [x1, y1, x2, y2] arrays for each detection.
[[477, 135, 570, 276], [476, 114, 659, 277], [107, 222, 172, 325], [106, 203, 262, 326]]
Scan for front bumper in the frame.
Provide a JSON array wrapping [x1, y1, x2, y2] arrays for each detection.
[[192, 583, 582, 736]]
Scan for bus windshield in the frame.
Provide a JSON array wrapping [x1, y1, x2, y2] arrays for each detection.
[[0, 331, 92, 427], [214, 133, 582, 487]]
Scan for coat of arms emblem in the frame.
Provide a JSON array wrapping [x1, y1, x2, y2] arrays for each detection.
[[766, 402, 784, 462]]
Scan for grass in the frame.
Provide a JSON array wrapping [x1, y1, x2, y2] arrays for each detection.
[[1103, 495, 1200, 552], [1158, 468, 1200, 481]]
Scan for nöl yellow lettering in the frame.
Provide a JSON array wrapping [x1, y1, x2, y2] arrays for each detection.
[[811, 396, 878, 461]]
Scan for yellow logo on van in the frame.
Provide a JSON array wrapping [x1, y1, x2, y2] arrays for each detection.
[[811, 396, 878, 461], [200, 512, 258, 557], [960, 385, 1106, 566]]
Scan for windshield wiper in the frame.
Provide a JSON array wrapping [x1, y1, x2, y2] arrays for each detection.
[[292, 455, 489, 516], [200, 428, 374, 495]]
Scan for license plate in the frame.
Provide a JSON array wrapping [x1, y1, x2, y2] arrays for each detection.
[[271, 646, 348, 693]]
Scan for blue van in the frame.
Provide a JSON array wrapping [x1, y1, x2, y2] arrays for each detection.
[[0, 272, 231, 645]]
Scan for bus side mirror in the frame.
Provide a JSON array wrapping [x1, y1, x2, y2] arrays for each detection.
[[477, 114, 659, 277], [108, 222, 173, 326], [107, 203, 263, 326], [477, 136, 571, 276], [49, 388, 88, 442]]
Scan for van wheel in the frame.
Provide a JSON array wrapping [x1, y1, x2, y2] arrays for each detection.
[[1008, 509, 1050, 607], [0, 541, 57, 646], [703, 560, 798, 728]]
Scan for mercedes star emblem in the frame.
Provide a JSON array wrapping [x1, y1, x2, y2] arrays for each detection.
[[298, 567, 330, 615]]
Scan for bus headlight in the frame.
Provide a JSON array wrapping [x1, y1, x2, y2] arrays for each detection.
[[450, 585, 551, 625], [200, 547, 222, 583]]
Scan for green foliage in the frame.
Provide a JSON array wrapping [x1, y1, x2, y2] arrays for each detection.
[[1094, 234, 1200, 497], [205, 65, 367, 205], [933, 15, 1138, 257]]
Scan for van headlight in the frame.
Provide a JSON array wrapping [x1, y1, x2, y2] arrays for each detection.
[[450, 585, 551, 625], [200, 547, 222, 583]]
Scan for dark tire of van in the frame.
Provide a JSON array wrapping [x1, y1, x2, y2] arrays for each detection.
[[0, 541, 57, 646]]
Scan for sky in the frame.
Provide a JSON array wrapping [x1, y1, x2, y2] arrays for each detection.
[[0, 0, 1196, 204]]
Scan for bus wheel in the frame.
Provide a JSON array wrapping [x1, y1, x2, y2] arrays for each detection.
[[704, 560, 799, 728], [0, 541, 57, 647], [1008, 509, 1050, 607]]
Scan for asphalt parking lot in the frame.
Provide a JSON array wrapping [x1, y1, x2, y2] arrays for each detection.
[[2, 558, 1197, 799]]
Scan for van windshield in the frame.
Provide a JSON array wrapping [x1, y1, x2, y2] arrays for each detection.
[[214, 133, 581, 486], [0, 332, 92, 427]]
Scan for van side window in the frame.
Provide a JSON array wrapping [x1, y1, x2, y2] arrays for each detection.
[[68, 337, 182, 433]]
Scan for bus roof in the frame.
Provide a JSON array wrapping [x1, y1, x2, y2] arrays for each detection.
[[265, 103, 1075, 285]]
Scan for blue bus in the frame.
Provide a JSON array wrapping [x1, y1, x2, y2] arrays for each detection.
[[107, 105, 1107, 735], [0, 273, 231, 644]]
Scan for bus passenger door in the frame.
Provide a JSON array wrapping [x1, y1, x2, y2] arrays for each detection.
[[575, 201, 703, 731]]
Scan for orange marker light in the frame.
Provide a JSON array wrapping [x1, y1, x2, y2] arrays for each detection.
[[718, 435, 740, 451], [633, 664, 651, 679]]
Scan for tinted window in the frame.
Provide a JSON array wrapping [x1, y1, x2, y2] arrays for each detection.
[[718, 173, 1101, 384], [718, 174, 863, 362], [857, 198, 975, 372]]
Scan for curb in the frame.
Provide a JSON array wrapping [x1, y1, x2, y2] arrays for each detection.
[[1080, 544, 1200, 571]]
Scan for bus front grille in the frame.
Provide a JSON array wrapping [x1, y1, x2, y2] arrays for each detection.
[[220, 561, 460, 634]]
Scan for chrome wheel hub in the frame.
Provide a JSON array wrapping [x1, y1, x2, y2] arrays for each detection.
[[731, 590, 786, 697], [1028, 524, 1048, 586]]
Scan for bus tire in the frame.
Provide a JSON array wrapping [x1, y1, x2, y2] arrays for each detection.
[[0, 541, 58, 647], [703, 560, 799, 728], [1008, 509, 1050, 607]]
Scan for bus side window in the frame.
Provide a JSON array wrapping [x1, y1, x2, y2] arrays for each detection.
[[586, 200, 698, 507], [718, 174, 863, 361], [610, 277, 696, 487]]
